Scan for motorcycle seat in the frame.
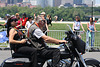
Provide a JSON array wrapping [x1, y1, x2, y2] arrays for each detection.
[[12, 53, 31, 58]]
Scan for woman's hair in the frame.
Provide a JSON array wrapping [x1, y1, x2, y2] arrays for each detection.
[[47, 14, 50, 18], [7, 17, 18, 28], [22, 13, 26, 17], [75, 16, 80, 21], [7, 17, 18, 36]]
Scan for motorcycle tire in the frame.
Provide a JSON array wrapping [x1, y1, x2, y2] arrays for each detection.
[[85, 58, 100, 67], [71, 58, 100, 67]]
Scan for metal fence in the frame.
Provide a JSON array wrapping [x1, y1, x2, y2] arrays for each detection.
[[0, 28, 100, 49], [47, 30, 100, 49]]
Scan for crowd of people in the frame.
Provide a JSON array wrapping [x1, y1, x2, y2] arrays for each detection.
[[72, 16, 97, 49], [0, 12, 52, 32]]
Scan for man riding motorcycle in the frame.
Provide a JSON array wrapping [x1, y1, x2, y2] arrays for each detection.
[[28, 16, 67, 67]]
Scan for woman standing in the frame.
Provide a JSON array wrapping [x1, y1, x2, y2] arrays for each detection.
[[20, 13, 28, 28], [73, 16, 85, 38], [86, 18, 97, 48], [25, 16, 34, 30], [15, 13, 21, 29], [40, 15, 49, 35]]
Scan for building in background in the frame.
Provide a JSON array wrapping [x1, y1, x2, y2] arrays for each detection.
[[61, 0, 73, 5], [83, 0, 95, 7], [54, 0, 61, 7], [17, 0, 23, 3], [0, 0, 7, 3], [73, 0, 82, 5], [7, 0, 18, 4], [30, 0, 37, 5], [37, 0, 45, 8], [23, 0, 30, 3], [45, 0, 55, 7]]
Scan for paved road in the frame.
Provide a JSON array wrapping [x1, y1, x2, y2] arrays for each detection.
[[0, 50, 100, 67]]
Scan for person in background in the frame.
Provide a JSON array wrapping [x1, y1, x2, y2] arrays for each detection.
[[25, 16, 34, 30], [86, 18, 97, 48], [46, 14, 50, 26], [20, 13, 28, 28], [7, 17, 37, 67], [34, 13, 37, 21], [54, 16, 58, 22], [15, 13, 20, 19], [49, 15, 52, 26], [15, 13, 21, 29], [60, 18, 63, 22], [0, 14, 10, 28], [40, 12, 49, 35], [46, 15, 52, 26], [73, 16, 85, 38], [40, 12, 46, 19]]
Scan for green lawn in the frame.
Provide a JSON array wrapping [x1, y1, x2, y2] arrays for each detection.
[[48, 23, 100, 31], [0, 22, 100, 31]]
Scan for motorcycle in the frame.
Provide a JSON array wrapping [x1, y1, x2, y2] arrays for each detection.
[[0, 24, 100, 67], [47, 24, 100, 67]]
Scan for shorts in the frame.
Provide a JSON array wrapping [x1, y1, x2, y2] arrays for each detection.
[[74, 29, 80, 35]]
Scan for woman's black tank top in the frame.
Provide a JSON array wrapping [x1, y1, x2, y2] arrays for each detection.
[[10, 28, 26, 52]]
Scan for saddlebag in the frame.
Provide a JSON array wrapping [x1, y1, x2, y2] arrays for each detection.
[[3, 58, 30, 67]]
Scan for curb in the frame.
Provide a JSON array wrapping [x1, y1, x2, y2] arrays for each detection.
[[0, 47, 10, 50]]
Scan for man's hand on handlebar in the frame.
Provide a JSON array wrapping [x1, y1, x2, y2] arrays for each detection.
[[59, 40, 67, 44]]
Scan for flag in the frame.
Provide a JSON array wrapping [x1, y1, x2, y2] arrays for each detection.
[[0, 31, 9, 43]]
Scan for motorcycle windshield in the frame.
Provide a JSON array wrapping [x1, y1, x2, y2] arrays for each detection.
[[66, 24, 74, 34]]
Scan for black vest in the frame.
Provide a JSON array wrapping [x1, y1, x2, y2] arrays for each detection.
[[29, 24, 47, 50]]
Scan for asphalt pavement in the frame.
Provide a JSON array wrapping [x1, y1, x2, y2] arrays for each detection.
[[0, 50, 100, 67]]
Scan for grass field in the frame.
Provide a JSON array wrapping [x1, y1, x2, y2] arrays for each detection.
[[48, 23, 100, 31], [0, 22, 100, 31]]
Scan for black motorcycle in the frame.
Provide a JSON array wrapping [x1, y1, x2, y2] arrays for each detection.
[[47, 24, 100, 67]]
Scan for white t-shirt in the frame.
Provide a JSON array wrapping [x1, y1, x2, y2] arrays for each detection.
[[74, 21, 80, 30], [26, 21, 34, 29], [33, 29, 45, 39]]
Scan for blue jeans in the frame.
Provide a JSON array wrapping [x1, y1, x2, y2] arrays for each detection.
[[86, 31, 95, 47]]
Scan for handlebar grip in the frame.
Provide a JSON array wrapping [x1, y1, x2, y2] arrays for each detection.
[[59, 42, 65, 44]]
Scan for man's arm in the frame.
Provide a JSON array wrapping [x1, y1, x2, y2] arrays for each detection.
[[33, 29, 67, 44], [42, 35, 67, 44]]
